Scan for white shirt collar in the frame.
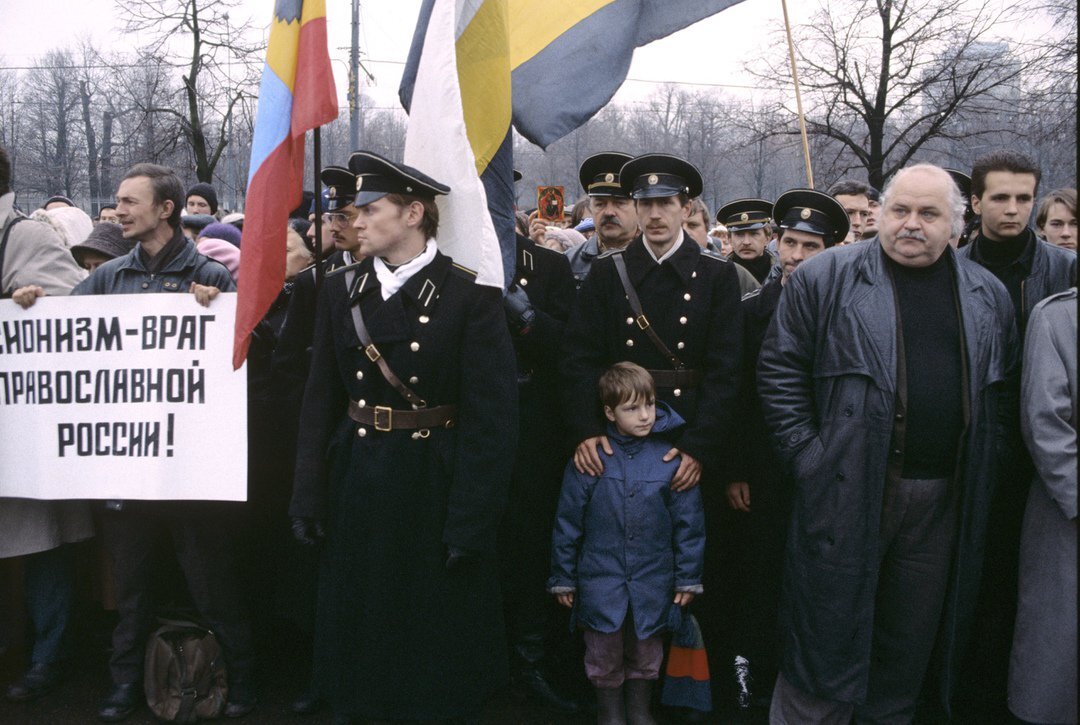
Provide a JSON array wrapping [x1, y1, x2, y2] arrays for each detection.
[[644, 230, 685, 264]]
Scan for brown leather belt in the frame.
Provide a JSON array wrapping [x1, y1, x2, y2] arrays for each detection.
[[348, 401, 456, 432], [648, 369, 703, 388]]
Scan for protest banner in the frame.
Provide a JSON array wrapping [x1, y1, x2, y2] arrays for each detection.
[[0, 293, 247, 500]]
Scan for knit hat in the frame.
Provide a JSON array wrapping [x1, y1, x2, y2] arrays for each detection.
[[70, 222, 136, 267], [196, 237, 240, 281], [198, 222, 242, 249], [186, 183, 219, 214]]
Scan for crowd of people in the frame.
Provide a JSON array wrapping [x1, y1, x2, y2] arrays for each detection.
[[0, 141, 1076, 725]]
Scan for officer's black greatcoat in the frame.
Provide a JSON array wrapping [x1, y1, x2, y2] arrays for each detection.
[[501, 236, 575, 649], [720, 277, 790, 695], [289, 251, 518, 720], [560, 234, 743, 474], [271, 250, 350, 405]]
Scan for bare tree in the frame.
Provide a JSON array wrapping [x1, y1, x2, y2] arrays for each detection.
[[748, 0, 1064, 189], [121, 0, 259, 186], [18, 50, 83, 198]]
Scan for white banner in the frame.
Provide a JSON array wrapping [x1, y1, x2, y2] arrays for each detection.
[[0, 293, 247, 500]]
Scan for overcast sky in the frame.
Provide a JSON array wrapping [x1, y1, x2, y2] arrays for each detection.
[[2, 0, 1053, 114], [2, 0, 814, 106]]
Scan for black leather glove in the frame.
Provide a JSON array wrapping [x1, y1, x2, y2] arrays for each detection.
[[503, 284, 536, 334], [291, 517, 325, 546]]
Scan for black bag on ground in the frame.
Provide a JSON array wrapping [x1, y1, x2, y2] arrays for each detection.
[[143, 619, 228, 722]]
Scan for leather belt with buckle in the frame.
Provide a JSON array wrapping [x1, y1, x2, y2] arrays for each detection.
[[647, 369, 703, 388], [348, 401, 457, 432]]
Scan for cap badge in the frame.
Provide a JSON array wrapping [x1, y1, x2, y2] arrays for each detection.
[[604, 173, 615, 183], [355, 176, 364, 191], [740, 212, 749, 222], [800, 208, 812, 219], [328, 187, 337, 199], [648, 174, 659, 185]]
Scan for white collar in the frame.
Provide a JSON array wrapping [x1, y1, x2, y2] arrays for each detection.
[[644, 230, 685, 264], [373, 239, 437, 300]]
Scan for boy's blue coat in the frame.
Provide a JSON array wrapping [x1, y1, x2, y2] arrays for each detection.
[[548, 403, 706, 639]]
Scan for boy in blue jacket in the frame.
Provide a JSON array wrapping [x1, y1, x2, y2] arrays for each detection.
[[549, 362, 706, 724]]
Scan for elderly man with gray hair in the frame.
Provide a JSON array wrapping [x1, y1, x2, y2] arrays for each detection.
[[758, 163, 1018, 723]]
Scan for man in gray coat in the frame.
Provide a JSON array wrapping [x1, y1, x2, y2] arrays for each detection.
[[1008, 288, 1077, 725], [759, 163, 1017, 723]]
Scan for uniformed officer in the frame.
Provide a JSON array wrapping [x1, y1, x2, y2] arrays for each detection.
[[272, 166, 363, 398], [565, 152, 636, 288], [289, 151, 518, 722], [267, 166, 363, 716], [561, 155, 744, 698], [716, 198, 779, 285], [721, 189, 849, 710], [500, 197, 580, 712]]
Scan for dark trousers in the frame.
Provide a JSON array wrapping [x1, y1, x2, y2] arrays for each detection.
[[24, 544, 76, 665], [770, 477, 957, 725], [99, 502, 254, 685], [718, 494, 790, 698]]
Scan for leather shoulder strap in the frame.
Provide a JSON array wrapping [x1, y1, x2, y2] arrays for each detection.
[[611, 252, 685, 370], [346, 272, 426, 408]]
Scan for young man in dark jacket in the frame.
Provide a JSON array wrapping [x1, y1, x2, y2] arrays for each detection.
[[954, 150, 1077, 721]]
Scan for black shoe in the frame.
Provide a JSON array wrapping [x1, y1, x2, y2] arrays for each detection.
[[290, 689, 322, 715], [223, 680, 257, 718], [6, 662, 61, 702], [516, 666, 581, 713], [98, 682, 140, 722]]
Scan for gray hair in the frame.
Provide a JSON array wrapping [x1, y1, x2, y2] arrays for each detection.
[[880, 164, 967, 239]]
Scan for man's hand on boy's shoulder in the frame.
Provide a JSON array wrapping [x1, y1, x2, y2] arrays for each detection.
[[556, 591, 574, 608], [664, 448, 701, 490], [574, 435, 612, 476]]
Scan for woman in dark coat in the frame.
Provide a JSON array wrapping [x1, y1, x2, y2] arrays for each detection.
[[289, 152, 518, 721]]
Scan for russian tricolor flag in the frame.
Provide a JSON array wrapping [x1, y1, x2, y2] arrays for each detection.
[[233, 0, 337, 369]]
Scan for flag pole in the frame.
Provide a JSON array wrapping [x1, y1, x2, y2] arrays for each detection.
[[781, 0, 814, 189], [313, 127, 324, 293]]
